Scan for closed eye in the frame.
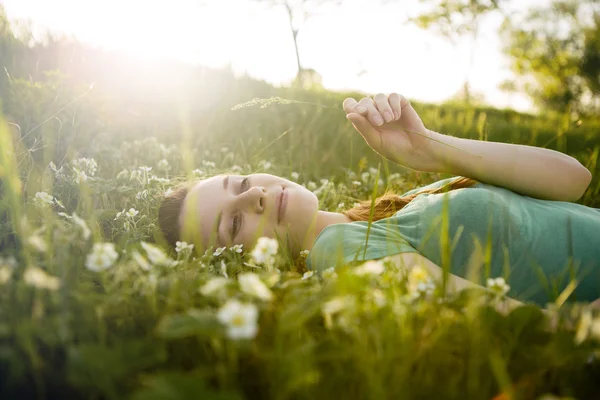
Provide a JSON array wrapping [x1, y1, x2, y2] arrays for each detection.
[[240, 177, 250, 193], [231, 212, 242, 240]]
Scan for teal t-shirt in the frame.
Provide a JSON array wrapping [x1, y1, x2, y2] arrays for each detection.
[[307, 177, 600, 305]]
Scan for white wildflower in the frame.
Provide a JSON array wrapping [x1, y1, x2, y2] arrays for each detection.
[[217, 299, 259, 340], [361, 172, 370, 182], [368, 289, 387, 309], [72, 157, 97, 176], [23, 267, 60, 290], [220, 260, 229, 278], [337, 202, 345, 209], [261, 161, 272, 170], [322, 267, 338, 280], [369, 167, 378, 175], [407, 265, 436, 299], [0, 256, 17, 268], [139, 166, 152, 173], [231, 165, 243, 173], [157, 159, 171, 172], [213, 246, 226, 257], [299, 249, 310, 258], [141, 242, 175, 267], [230, 244, 243, 254], [486, 277, 510, 296], [192, 169, 204, 178], [0, 266, 12, 284], [199, 277, 230, 297], [164, 188, 174, 197], [34, 191, 54, 206], [175, 241, 194, 254], [353, 260, 385, 276], [126, 208, 139, 218], [135, 190, 149, 200], [85, 242, 119, 272], [291, 172, 299, 181], [302, 271, 314, 280], [352, 180, 362, 186], [27, 235, 48, 253], [131, 250, 151, 271], [202, 160, 216, 168], [307, 181, 317, 191], [251, 237, 278, 265], [238, 273, 273, 301], [73, 169, 88, 184]]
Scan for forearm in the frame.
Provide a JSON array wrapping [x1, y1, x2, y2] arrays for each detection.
[[427, 130, 592, 202]]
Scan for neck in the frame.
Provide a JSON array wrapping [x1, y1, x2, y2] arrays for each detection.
[[303, 211, 352, 251]]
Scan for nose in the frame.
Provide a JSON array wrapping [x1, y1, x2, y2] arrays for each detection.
[[236, 186, 266, 214]]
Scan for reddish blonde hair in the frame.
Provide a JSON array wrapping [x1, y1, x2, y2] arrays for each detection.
[[343, 176, 479, 222]]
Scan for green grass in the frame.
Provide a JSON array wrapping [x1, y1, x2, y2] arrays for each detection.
[[1, 69, 600, 400]]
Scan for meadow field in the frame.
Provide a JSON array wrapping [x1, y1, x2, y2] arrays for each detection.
[[1, 60, 600, 400]]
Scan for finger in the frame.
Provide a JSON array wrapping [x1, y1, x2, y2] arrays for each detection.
[[388, 92, 402, 120], [346, 112, 382, 151], [343, 98, 368, 115], [373, 93, 395, 124], [359, 97, 384, 126]]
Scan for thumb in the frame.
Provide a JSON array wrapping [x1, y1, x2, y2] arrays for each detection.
[[346, 112, 382, 149]]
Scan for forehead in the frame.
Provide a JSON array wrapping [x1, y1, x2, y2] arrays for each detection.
[[179, 175, 226, 251]]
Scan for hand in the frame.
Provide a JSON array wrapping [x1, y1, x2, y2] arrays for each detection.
[[343, 93, 440, 172]]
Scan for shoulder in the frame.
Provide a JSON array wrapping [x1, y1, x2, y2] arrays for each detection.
[[307, 221, 419, 272]]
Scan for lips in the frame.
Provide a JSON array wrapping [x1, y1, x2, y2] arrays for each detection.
[[277, 186, 288, 224]]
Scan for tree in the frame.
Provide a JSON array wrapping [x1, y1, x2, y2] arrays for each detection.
[[499, 0, 600, 116], [250, 0, 342, 88]]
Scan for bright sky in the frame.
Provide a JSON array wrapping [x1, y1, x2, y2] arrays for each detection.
[[3, 0, 539, 112]]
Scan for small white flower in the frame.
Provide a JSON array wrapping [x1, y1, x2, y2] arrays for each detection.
[[407, 265, 435, 298], [219, 260, 229, 278], [322, 267, 338, 280], [126, 208, 139, 218], [34, 192, 54, 205], [23, 267, 60, 290], [231, 165, 243, 173], [217, 299, 259, 340], [0, 266, 12, 284], [238, 273, 273, 301], [230, 244, 243, 253], [352, 180, 362, 186], [291, 172, 299, 180], [131, 250, 151, 271], [302, 271, 314, 280], [251, 237, 278, 265], [141, 242, 175, 267], [368, 289, 387, 309], [0, 256, 17, 269], [322, 295, 356, 315], [164, 188, 174, 197], [361, 172, 370, 183], [73, 168, 88, 184], [27, 235, 48, 253], [261, 161, 272, 170], [202, 160, 216, 168], [213, 246, 226, 257], [157, 159, 171, 172], [135, 190, 149, 200], [85, 242, 119, 272], [337, 202, 345, 209], [486, 277, 510, 296], [353, 260, 384, 276], [307, 181, 317, 191], [199, 277, 230, 296], [139, 166, 152, 173], [299, 249, 310, 258], [175, 241, 194, 254], [192, 169, 204, 177]]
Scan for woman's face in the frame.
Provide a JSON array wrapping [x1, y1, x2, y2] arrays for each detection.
[[179, 173, 319, 256]]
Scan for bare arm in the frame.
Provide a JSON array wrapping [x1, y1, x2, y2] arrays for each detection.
[[427, 130, 592, 203], [383, 252, 523, 313]]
